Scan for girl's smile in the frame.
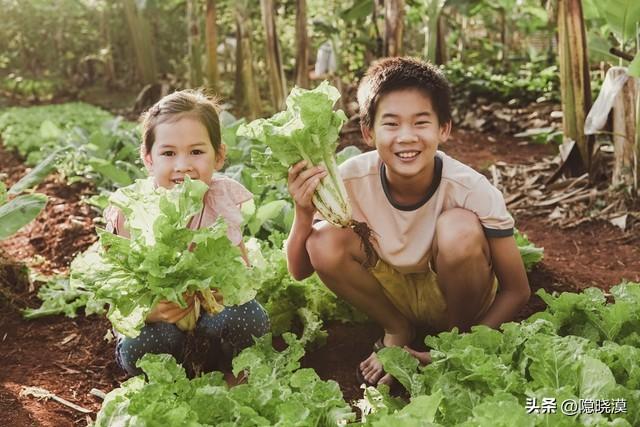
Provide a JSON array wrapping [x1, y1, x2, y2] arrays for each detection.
[[144, 115, 225, 189]]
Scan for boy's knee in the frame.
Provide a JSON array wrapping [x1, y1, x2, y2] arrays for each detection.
[[306, 225, 352, 273], [435, 209, 487, 266]]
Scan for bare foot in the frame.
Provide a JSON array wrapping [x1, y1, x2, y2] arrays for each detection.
[[358, 331, 413, 386], [223, 371, 247, 387]]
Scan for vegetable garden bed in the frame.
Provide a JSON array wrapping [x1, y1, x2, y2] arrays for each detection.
[[1, 131, 639, 426]]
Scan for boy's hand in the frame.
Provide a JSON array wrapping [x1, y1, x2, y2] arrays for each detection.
[[404, 346, 432, 365], [146, 294, 195, 323], [287, 160, 327, 218]]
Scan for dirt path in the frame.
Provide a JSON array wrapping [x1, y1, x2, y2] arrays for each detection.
[[1, 130, 639, 425]]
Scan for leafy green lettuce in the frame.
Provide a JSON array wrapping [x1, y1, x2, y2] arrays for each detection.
[[95, 334, 355, 426], [67, 176, 257, 337], [367, 283, 640, 426], [238, 81, 354, 228]]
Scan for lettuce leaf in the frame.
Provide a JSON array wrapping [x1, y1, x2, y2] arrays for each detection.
[[68, 176, 257, 337]]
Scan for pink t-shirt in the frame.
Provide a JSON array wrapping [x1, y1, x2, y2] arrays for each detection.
[[317, 150, 514, 274], [104, 174, 252, 245]]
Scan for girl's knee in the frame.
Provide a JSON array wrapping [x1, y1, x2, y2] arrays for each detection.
[[115, 323, 185, 375]]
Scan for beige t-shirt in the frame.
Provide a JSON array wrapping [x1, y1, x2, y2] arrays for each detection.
[[325, 150, 514, 274]]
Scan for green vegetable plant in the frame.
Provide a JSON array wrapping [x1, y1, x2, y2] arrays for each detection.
[[238, 81, 376, 263], [0, 150, 63, 239], [95, 333, 355, 426], [367, 282, 640, 426], [64, 176, 258, 337]]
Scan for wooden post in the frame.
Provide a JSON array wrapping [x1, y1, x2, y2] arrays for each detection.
[[205, 0, 219, 91], [611, 70, 638, 191], [235, 2, 261, 120], [187, 0, 203, 88], [557, 0, 592, 175], [384, 0, 404, 57], [261, 0, 287, 110], [295, 0, 309, 88], [122, 0, 157, 85]]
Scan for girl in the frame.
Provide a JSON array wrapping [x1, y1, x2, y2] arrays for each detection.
[[105, 90, 270, 376]]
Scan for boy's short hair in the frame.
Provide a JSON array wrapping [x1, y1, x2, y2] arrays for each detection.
[[357, 57, 452, 129]]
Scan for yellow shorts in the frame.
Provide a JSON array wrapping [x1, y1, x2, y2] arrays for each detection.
[[370, 258, 498, 332]]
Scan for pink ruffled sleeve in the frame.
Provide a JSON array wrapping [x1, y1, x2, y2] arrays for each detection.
[[104, 205, 129, 238], [199, 174, 253, 245]]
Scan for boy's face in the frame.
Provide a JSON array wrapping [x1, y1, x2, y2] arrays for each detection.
[[362, 88, 451, 181]]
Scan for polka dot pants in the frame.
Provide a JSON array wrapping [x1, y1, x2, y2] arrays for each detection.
[[115, 299, 270, 375]]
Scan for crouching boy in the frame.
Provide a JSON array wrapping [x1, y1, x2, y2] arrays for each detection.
[[285, 57, 531, 386]]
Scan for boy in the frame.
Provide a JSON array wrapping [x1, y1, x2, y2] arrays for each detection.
[[285, 57, 530, 386]]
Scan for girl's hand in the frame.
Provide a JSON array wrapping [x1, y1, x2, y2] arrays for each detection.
[[146, 294, 195, 323], [287, 160, 327, 219]]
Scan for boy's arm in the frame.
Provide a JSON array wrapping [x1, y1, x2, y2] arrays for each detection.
[[478, 235, 531, 329], [286, 207, 316, 280], [285, 160, 327, 280]]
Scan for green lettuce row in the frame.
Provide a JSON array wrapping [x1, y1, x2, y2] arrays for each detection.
[[95, 333, 355, 427], [368, 282, 640, 426]]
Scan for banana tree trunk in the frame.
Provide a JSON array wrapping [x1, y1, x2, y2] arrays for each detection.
[[557, 0, 592, 175], [611, 69, 638, 191], [187, 0, 203, 88], [261, 0, 287, 110], [295, 0, 309, 88], [235, 3, 261, 120], [100, 4, 116, 84], [122, 0, 157, 85], [205, 0, 219, 90], [384, 0, 404, 57]]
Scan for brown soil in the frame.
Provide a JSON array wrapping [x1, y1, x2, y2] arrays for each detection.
[[1, 130, 639, 425]]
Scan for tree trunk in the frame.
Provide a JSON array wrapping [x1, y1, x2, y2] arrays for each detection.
[[384, 0, 404, 57], [435, 12, 447, 65], [611, 69, 638, 191], [187, 0, 203, 88], [100, 4, 116, 85], [557, 0, 592, 175], [235, 2, 261, 119], [205, 0, 219, 90], [261, 0, 287, 110], [122, 0, 157, 85], [295, 0, 309, 88]]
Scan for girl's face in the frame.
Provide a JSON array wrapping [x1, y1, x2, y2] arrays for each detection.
[[144, 115, 225, 189]]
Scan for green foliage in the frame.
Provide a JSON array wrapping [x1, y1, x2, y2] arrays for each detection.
[[368, 283, 640, 426], [239, 82, 352, 228], [0, 103, 143, 192], [514, 229, 544, 271], [249, 232, 366, 342], [67, 177, 258, 337], [0, 159, 55, 239], [0, 102, 112, 161], [0, 190, 47, 240], [443, 58, 560, 105], [95, 334, 355, 426]]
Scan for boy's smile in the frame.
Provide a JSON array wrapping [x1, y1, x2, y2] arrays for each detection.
[[362, 88, 451, 205]]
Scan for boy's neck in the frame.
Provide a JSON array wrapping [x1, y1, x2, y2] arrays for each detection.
[[384, 156, 436, 207]]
